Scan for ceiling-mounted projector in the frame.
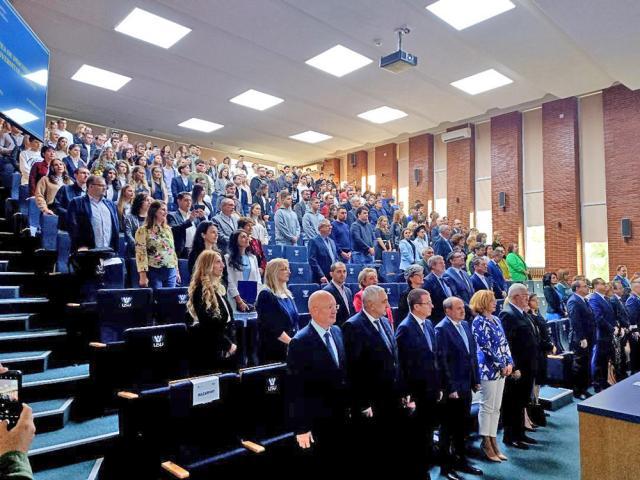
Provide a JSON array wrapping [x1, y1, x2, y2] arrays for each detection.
[[380, 27, 417, 73]]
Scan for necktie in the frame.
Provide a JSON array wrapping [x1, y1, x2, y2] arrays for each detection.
[[459, 270, 472, 293], [324, 331, 339, 367], [455, 322, 469, 352], [422, 322, 433, 351], [479, 274, 489, 289], [439, 277, 452, 297], [374, 319, 392, 352], [324, 238, 335, 262]]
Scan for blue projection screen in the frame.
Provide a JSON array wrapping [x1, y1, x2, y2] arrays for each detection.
[[0, 0, 49, 141]]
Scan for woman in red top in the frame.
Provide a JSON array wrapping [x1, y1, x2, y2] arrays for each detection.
[[353, 267, 394, 327]]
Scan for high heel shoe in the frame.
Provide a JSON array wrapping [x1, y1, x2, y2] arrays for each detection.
[[490, 437, 508, 461], [482, 437, 502, 462]]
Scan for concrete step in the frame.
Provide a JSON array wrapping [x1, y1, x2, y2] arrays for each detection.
[[0, 350, 51, 373]]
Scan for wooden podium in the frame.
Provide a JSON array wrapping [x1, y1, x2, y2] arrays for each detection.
[[578, 372, 640, 480]]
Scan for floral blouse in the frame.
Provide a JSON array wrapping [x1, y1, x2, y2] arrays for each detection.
[[135, 224, 178, 271], [472, 314, 514, 381]]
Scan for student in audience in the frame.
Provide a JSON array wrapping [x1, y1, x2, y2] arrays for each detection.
[[249, 203, 269, 245], [187, 250, 237, 374], [115, 160, 130, 189], [212, 197, 238, 252], [90, 147, 116, 176], [124, 192, 150, 257], [29, 145, 55, 196], [67, 175, 120, 252], [500, 283, 538, 449], [301, 196, 323, 242], [323, 262, 355, 327], [225, 229, 262, 313], [116, 184, 134, 229], [191, 184, 213, 219], [399, 227, 418, 271], [506, 243, 528, 282], [188, 221, 219, 273], [470, 256, 495, 295], [390, 210, 404, 249], [171, 164, 193, 207], [350, 206, 376, 264], [274, 190, 300, 246], [436, 297, 483, 479], [424, 255, 454, 325], [471, 289, 513, 463], [487, 247, 508, 299], [169, 192, 204, 259], [62, 143, 86, 178], [413, 225, 430, 255], [374, 216, 393, 261], [308, 219, 338, 284], [34, 158, 73, 215], [555, 269, 572, 303], [342, 285, 400, 476], [135, 200, 179, 288], [18, 136, 42, 186], [214, 166, 231, 195], [397, 265, 425, 323], [149, 166, 168, 202], [543, 272, 567, 319], [53, 166, 88, 228], [395, 288, 440, 479], [130, 166, 150, 195], [253, 184, 272, 223], [588, 278, 618, 392], [613, 264, 631, 289], [53, 136, 68, 161], [238, 217, 266, 274], [433, 225, 454, 263], [101, 166, 120, 202], [256, 258, 299, 363]]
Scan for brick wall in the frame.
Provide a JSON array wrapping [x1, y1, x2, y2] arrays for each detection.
[[542, 97, 582, 274], [408, 134, 434, 209], [446, 124, 475, 227], [491, 112, 524, 250], [603, 85, 640, 277], [322, 157, 341, 183], [375, 143, 398, 195], [345, 150, 368, 189]]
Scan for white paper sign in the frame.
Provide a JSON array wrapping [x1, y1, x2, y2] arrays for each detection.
[[191, 375, 220, 406]]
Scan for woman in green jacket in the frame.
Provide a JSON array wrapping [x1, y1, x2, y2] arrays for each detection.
[[506, 243, 529, 282]]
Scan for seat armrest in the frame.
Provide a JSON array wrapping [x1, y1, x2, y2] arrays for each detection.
[[89, 342, 107, 349], [241, 440, 266, 454], [117, 391, 139, 400], [161, 461, 190, 479]]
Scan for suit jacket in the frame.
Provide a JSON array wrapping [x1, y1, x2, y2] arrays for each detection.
[[235, 188, 251, 216], [168, 211, 200, 257], [395, 314, 441, 400], [487, 260, 507, 297], [625, 294, 640, 329], [588, 293, 617, 342], [53, 183, 84, 230], [287, 324, 348, 434], [470, 273, 494, 293], [63, 156, 87, 178], [254, 194, 272, 220], [170, 176, 193, 206], [308, 235, 338, 283], [567, 293, 595, 344], [342, 311, 400, 413], [499, 303, 539, 375], [323, 282, 355, 327], [256, 289, 299, 363], [610, 295, 630, 328], [424, 272, 453, 323], [434, 317, 478, 395], [67, 195, 119, 252], [444, 267, 473, 304], [613, 274, 631, 290], [433, 237, 453, 262], [544, 285, 566, 316]]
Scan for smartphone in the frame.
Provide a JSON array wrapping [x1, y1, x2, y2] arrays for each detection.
[[0, 371, 22, 429]]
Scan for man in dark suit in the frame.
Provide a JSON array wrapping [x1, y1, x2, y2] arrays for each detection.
[[567, 279, 595, 399], [613, 264, 631, 290], [433, 224, 453, 263], [435, 297, 482, 479], [253, 183, 272, 221], [625, 279, 640, 373], [79, 132, 95, 164], [611, 280, 631, 378], [53, 167, 88, 230], [342, 285, 401, 475], [487, 247, 507, 299], [168, 192, 204, 258], [170, 164, 193, 208], [322, 262, 355, 327], [589, 278, 618, 392], [499, 283, 539, 449], [444, 251, 474, 305], [309, 220, 339, 284], [287, 290, 349, 475], [470, 256, 496, 294], [396, 289, 442, 480], [67, 175, 119, 252], [424, 255, 454, 323]]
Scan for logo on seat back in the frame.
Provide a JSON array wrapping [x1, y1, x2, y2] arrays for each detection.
[[152, 334, 165, 349], [120, 296, 133, 308], [177, 294, 188, 304], [266, 376, 279, 393], [303, 290, 309, 297]]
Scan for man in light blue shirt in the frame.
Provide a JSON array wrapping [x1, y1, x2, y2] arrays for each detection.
[[275, 190, 300, 246], [302, 197, 324, 242], [89, 179, 113, 249]]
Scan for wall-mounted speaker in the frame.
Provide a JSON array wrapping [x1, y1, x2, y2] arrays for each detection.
[[498, 191, 506, 210], [349, 153, 357, 167], [621, 218, 632, 238], [414, 168, 422, 185]]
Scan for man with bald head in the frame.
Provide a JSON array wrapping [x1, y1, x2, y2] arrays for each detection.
[[435, 296, 482, 479], [287, 290, 348, 474]]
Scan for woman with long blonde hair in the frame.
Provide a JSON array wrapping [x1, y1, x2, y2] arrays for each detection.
[[187, 250, 237, 373]]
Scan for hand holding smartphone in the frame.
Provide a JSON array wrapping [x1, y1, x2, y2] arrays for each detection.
[[0, 371, 22, 429]]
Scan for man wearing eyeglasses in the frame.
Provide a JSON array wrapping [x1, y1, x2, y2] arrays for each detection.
[[396, 288, 442, 480]]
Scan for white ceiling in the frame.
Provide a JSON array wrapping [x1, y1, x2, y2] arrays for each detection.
[[13, 0, 640, 164]]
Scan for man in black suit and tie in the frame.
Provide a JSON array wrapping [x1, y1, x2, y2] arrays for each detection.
[[435, 297, 482, 479], [424, 255, 454, 323], [470, 256, 495, 293], [396, 289, 442, 480], [322, 262, 355, 327], [567, 279, 595, 399], [342, 285, 401, 475], [433, 225, 454, 263], [588, 278, 619, 392], [444, 252, 474, 305], [287, 290, 349, 475], [308, 220, 339, 284], [500, 283, 539, 448]]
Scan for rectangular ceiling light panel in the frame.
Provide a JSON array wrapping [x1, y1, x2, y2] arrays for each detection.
[[450, 68, 512, 95], [289, 130, 332, 143], [229, 89, 284, 111], [305, 45, 372, 77], [426, 0, 515, 30], [71, 64, 131, 91], [115, 7, 191, 48], [178, 118, 224, 133], [358, 106, 408, 124]]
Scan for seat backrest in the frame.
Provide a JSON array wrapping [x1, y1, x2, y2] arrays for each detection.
[[288, 283, 320, 314], [27, 197, 40, 235], [154, 287, 189, 325], [178, 259, 191, 285], [10, 173, 20, 200], [265, 221, 275, 237], [56, 231, 71, 273], [288, 262, 311, 283], [97, 288, 153, 342], [238, 363, 288, 440], [495, 299, 504, 314], [556, 318, 571, 352], [284, 245, 308, 262], [346, 263, 365, 284], [41, 214, 58, 250], [379, 283, 401, 308], [381, 251, 400, 273], [264, 244, 283, 260], [238, 280, 258, 304], [123, 323, 190, 388]]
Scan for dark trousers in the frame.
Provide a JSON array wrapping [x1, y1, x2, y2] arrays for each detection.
[[571, 341, 593, 394], [294, 420, 351, 479], [502, 372, 534, 442], [591, 339, 614, 391], [629, 333, 640, 373], [406, 395, 438, 479], [440, 394, 471, 471]]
